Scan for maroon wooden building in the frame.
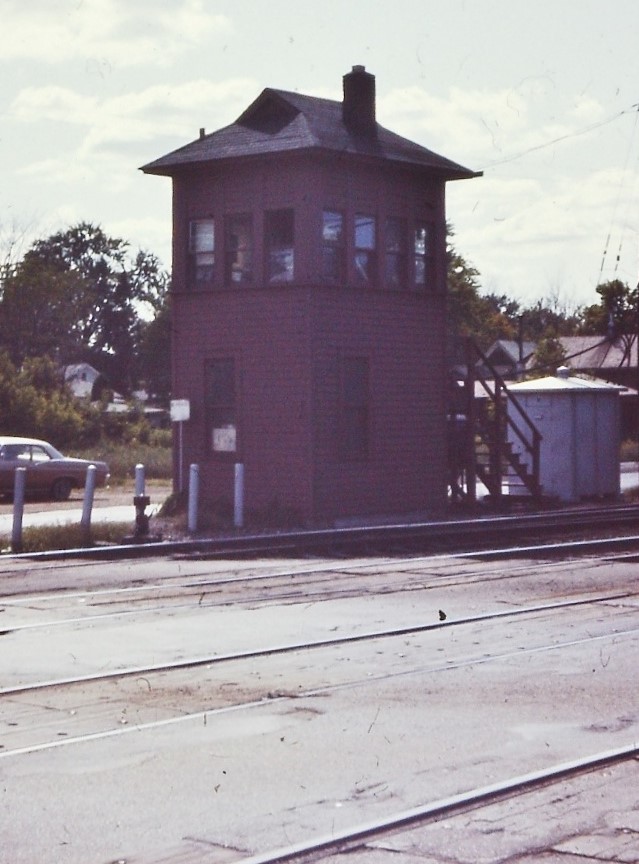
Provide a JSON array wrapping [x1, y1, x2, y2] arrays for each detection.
[[142, 66, 478, 525]]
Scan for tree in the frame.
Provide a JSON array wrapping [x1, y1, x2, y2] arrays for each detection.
[[580, 279, 637, 338], [446, 229, 517, 361], [0, 222, 170, 393]]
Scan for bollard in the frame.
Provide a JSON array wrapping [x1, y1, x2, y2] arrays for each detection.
[[11, 467, 26, 552], [81, 464, 97, 541], [234, 462, 244, 529], [133, 463, 150, 540], [188, 463, 199, 533], [135, 463, 145, 497]]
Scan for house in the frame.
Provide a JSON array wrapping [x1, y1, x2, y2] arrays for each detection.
[[63, 363, 107, 400], [142, 65, 478, 524]]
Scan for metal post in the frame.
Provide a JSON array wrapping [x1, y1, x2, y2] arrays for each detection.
[[81, 464, 97, 540], [188, 463, 199, 533], [133, 463, 150, 540], [135, 463, 145, 497], [11, 467, 26, 552], [234, 463, 244, 529], [178, 421, 186, 494]]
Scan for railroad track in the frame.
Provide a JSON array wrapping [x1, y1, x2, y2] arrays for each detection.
[[3, 501, 639, 561], [227, 745, 639, 864], [3, 533, 638, 863]]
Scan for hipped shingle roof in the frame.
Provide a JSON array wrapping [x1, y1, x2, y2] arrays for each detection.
[[141, 87, 479, 179]]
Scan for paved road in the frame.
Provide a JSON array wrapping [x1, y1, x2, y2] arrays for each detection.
[[0, 483, 170, 534]]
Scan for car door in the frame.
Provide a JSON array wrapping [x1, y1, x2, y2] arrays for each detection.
[[28, 444, 56, 494], [0, 443, 33, 495]]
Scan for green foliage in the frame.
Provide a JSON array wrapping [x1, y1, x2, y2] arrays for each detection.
[[580, 279, 638, 337], [446, 230, 516, 359], [72, 438, 172, 482], [0, 351, 92, 444], [0, 222, 170, 396], [531, 329, 568, 374]]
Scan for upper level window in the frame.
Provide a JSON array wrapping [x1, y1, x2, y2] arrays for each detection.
[[385, 217, 406, 290], [189, 219, 215, 287], [265, 209, 294, 283], [414, 222, 431, 289], [354, 214, 376, 286], [321, 210, 345, 284], [225, 215, 253, 285]]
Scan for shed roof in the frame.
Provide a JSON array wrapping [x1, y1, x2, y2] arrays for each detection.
[[141, 75, 479, 180], [509, 373, 622, 393]]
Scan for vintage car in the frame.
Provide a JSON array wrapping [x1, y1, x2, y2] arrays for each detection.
[[0, 436, 109, 501]]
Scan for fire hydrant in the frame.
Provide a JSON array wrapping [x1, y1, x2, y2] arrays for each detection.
[[133, 494, 150, 540]]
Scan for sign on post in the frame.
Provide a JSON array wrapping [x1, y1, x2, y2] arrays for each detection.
[[170, 399, 191, 493]]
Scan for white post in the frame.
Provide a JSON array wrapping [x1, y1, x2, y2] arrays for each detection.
[[234, 462, 244, 529], [188, 463, 199, 533], [11, 467, 26, 552], [178, 421, 184, 494], [135, 463, 145, 497], [81, 464, 97, 539]]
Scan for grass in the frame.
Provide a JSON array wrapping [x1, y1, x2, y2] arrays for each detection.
[[71, 441, 172, 483], [4, 521, 133, 554]]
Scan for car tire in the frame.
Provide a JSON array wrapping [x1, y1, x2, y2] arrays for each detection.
[[51, 478, 73, 501]]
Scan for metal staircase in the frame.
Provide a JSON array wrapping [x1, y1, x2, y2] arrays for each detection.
[[450, 341, 542, 505]]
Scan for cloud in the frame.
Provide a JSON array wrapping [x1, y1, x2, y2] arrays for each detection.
[[10, 77, 258, 173], [0, 0, 232, 67]]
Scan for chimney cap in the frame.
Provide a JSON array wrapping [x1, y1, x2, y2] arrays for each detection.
[[351, 64, 367, 73]]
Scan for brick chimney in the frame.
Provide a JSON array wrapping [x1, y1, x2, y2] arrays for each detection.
[[342, 65, 376, 137]]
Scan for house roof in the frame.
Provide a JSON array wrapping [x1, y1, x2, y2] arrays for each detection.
[[554, 335, 638, 370], [484, 339, 537, 365], [141, 75, 479, 180]]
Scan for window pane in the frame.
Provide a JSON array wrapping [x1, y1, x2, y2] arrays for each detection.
[[190, 220, 215, 253], [266, 209, 294, 283], [414, 223, 429, 287], [414, 225, 428, 256], [189, 219, 215, 286], [385, 218, 406, 289], [226, 215, 253, 284], [322, 210, 344, 283], [355, 215, 375, 250], [323, 211, 343, 242]]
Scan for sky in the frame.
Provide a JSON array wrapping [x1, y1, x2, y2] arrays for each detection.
[[2, 0, 639, 311]]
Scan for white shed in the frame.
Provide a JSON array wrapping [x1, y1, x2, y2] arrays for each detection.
[[507, 368, 621, 502]]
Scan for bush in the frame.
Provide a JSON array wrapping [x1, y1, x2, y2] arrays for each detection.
[[71, 440, 172, 482]]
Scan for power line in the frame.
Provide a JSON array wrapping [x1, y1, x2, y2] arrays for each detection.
[[480, 104, 638, 171]]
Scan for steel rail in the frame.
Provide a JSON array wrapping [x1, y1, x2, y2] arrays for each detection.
[[3, 623, 638, 760], [1, 503, 638, 561], [1, 591, 633, 696], [231, 744, 639, 864]]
